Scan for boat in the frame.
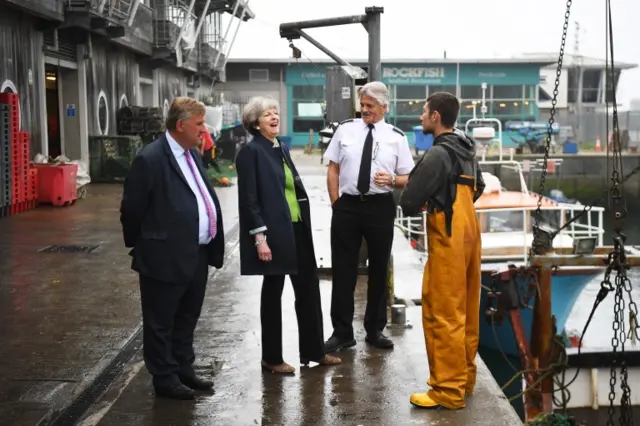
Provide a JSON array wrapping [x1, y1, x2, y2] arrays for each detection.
[[474, 159, 605, 357]]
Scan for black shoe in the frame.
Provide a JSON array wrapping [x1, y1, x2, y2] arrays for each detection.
[[324, 335, 356, 353], [365, 332, 394, 349], [154, 382, 196, 400], [179, 374, 214, 392]]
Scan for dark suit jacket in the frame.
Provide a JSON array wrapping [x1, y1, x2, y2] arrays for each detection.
[[120, 133, 225, 284], [235, 134, 316, 276]]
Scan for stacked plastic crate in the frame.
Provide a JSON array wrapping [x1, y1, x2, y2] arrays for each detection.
[[0, 93, 38, 217], [0, 100, 11, 217]]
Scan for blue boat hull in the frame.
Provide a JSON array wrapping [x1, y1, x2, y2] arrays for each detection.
[[478, 269, 599, 357]]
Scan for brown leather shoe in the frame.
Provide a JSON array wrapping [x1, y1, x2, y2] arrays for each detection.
[[317, 354, 342, 365], [261, 360, 295, 374], [301, 354, 342, 367]]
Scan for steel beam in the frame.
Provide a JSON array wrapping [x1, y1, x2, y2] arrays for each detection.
[[365, 6, 382, 82], [279, 14, 367, 39], [218, 0, 249, 71], [127, 0, 141, 26], [185, 0, 211, 64], [174, 0, 197, 52], [294, 30, 350, 68], [213, 0, 242, 69], [278, 7, 384, 84], [529, 252, 640, 268], [97, 0, 108, 14]]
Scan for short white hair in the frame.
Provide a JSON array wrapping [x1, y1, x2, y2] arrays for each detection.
[[359, 81, 390, 107], [242, 96, 280, 136]]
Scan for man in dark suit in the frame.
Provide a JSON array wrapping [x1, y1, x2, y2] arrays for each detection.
[[120, 97, 225, 400]]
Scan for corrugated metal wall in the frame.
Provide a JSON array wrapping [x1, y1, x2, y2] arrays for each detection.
[[156, 67, 187, 114], [0, 9, 44, 156], [86, 39, 138, 136]]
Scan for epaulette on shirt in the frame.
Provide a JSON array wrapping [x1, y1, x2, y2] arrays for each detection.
[[391, 126, 405, 136], [339, 118, 355, 125]]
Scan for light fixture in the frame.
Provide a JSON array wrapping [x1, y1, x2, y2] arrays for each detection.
[[572, 237, 598, 255], [46, 74, 56, 81]]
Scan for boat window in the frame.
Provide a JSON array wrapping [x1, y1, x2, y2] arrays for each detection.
[[536, 210, 562, 229], [479, 211, 525, 233]]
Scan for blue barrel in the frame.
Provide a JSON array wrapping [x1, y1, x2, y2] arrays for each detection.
[[279, 136, 292, 150], [413, 126, 433, 151]]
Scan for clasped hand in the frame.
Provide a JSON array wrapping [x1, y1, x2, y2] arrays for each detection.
[[374, 171, 392, 187]]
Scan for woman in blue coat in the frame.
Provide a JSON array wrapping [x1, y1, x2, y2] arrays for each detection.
[[235, 96, 341, 374]]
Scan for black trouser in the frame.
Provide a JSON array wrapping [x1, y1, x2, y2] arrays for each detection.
[[139, 246, 209, 386], [330, 192, 395, 340], [261, 222, 325, 364]]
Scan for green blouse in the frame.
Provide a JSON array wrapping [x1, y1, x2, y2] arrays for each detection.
[[283, 160, 301, 222]]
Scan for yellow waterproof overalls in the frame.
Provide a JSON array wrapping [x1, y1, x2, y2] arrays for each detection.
[[410, 144, 482, 410]]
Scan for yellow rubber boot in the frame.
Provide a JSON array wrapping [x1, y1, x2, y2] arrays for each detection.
[[410, 392, 441, 409], [410, 392, 466, 410]]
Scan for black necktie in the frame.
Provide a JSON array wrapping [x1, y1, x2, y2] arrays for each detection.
[[357, 124, 375, 195]]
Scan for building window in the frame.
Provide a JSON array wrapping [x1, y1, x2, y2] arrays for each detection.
[[492, 85, 523, 99], [97, 90, 109, 135], [389, 85, 427, 132], [460, 85, 484, 100], [292, 85, 324, 133], [427, 85, 457, 96], [490, 100, 523, 116], [525, 85, 537, 100], [395, 85, 427, 100], [293, 85, 323, 99], [249, 69, 269, 82]]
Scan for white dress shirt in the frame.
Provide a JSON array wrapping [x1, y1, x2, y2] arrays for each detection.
[[323, 118, 415, 196], [166, 131, 217, 244]]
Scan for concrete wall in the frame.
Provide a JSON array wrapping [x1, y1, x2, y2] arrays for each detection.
[[0, 8, 46, 158]]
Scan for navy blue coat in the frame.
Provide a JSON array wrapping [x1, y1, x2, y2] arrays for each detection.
[[235, 135, 316, 276], [120, 133, 225, 284]]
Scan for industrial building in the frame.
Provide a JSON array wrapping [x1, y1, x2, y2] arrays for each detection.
[[218, 56, 638, 147], [0, 0, 254, 162]]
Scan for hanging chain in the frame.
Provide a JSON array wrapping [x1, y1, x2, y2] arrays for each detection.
[[532, 0, 572, 255], [602, 0, 635, 423]]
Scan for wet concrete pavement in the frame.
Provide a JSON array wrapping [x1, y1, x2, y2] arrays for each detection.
[[0, 182, 238, 426], [0, 152, 521, 425]]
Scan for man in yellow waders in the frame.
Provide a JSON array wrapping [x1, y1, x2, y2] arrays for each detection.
[[399, 92, 485, 410]]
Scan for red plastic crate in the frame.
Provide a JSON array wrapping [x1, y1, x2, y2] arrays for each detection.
[[28, 167, 38, 201], [34, 164, 78, 206]]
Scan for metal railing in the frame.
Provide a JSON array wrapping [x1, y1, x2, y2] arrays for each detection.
[[67, 0, 134, 22], [394, 203, 606, 264]]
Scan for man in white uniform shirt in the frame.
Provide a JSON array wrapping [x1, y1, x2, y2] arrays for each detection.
[[323, 81, 415, 352]]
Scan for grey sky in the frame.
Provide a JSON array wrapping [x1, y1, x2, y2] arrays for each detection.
[[227, 0, 639, 107]]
